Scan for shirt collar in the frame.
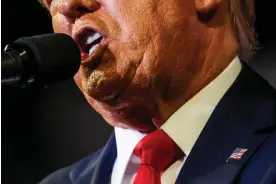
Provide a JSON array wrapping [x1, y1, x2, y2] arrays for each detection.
[[114, 127, 146, 160], [161, 56, 242, 154], [111, 127, 145, 184]]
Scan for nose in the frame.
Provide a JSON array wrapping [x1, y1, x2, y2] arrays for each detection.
[[56, 0, 100, 19]]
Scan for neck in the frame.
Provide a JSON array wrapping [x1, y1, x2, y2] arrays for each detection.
[[152, 26, 239, 127]]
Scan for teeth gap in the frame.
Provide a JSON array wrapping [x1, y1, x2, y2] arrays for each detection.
[[87, 36, 102, 47], [84, 33, 103, 54], [78, 29, 102, 53]]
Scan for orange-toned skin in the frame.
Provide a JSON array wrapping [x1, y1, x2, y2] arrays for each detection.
[[42, 0, 238, 132]]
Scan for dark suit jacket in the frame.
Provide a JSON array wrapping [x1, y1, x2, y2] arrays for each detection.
[[39, 63, 276, 184]]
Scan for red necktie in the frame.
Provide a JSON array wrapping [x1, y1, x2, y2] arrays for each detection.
[[133, 129, 184, 184]]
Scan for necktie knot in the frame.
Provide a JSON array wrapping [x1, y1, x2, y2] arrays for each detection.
[[133, 129, 184, 184]]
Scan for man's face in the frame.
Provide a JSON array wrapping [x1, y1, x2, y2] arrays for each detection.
[[46, 0, 201, 131]]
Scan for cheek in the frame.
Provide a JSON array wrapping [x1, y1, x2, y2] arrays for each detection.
[[52, 14, 72, 34], [101, 0, 150, 33]]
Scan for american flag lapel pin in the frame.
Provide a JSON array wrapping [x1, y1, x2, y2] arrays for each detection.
[[226, 147, 248, 162]]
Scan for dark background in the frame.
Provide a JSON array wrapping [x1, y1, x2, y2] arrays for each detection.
[[1, 0, 276, 184]]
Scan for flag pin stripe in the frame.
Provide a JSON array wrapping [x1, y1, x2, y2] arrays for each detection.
[[227, 147, 248, 162]]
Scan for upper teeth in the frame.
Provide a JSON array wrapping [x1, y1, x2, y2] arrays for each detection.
[[86, 32, 102, 45]]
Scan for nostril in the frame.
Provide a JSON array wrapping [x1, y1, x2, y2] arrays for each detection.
[[60, 3, 92, 19], [57, 0, 100, 18], [75, 7, 91, 14]]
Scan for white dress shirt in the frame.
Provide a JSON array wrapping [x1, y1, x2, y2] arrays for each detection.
[[111, 56, 242, 184]]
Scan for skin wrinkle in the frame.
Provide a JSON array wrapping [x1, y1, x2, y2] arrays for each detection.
[[194, 28, 217, 85], [164, 28, 190, 98], [47, 0, 239, 132], [110, 36, 152, 105], [201, 31, 214, 79], [203, 27, 231, 81], [151, 27, 176, 102], [161, 22, 198, 103], [209, 33, 224, 78]]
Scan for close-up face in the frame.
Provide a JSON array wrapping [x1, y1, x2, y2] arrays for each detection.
[[43, 0, 210, 131]]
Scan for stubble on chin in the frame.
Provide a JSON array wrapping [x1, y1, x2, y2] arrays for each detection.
[[82, 69, 105, 97]]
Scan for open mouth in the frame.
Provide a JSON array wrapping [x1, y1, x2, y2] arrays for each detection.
[[73, 27, 105, 66], [83, 31, 103, 55]]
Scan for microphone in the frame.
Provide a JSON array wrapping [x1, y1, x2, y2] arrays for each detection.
[[1, 33, 80, 87]]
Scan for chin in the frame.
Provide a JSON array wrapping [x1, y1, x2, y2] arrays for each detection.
[[77, 66, 160, 132]]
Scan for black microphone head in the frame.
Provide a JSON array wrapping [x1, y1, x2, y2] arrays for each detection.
[[14, 33, 80, 85]]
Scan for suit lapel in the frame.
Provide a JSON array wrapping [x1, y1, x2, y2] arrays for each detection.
[[176, 64, 275, 184], [90, 133, 117, 184], [75, 133, 117, 184]]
